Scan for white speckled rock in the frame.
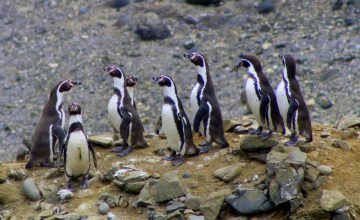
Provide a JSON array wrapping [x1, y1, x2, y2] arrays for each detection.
[[317, 165, 332, 175]]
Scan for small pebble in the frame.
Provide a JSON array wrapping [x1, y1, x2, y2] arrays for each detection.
[[317, 165, 332, 175], [98, 202, 110, 215], [79, 6, 89, 14], [182, 172, 191, 178], [258, 0, 275, 14]]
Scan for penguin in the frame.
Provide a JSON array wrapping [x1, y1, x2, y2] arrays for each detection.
[[25, 80, 81, 169], [106, 66, 147, 157], [62, 103, 97, 190], [237, 55, 285, 138], [275, 54, 312, 145], [152, 75, 199, 166], [126, 75, 138, 109], [183, 52, 229, 153]]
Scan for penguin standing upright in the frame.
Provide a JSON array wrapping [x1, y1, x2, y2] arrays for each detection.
[[26, 80, 81, 169], [237, 55, 285, 138], [126, 75, 138, 109], [153, 75, 199, 166], [106, 66, 147, 157], [276, 54, 312, 145], [183, 52, 229, 153], [62, 103, 97, 190]]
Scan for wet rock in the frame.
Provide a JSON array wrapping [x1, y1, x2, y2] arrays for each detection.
[[258, 0, 275, 14], [44, 168, 63, 179], [316, 96, 333, 109], [200, 189, 231, 220], [317, 165, 332, 175], [213, 164, 243, 182], [98, 202, 110, 215], [136, 179, 158, 207], [320, 190, 346, 212], [305, 166, 320, 182], [226, 189, 275, 214], [125, 181, 146, 193], [16, 145, 29, 160], [166, 201, 186, 213], [0, 183, 22, 204], [185, 0, 219, 6], [337, 116, 360, 130], [185, 194, 202, 211], [89, 134, 113, 148], [8, 169, 27, 181], [155, 171, 186, 202], [76, 189, 95, 198], [23, 178, 41, 201], [135, 13, 171, 41], [108, 0, 129, 9], [239, 135, 277, 152], [333, 139, 352, 150]]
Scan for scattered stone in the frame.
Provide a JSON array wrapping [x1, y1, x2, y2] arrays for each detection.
[[108, 0, 129, 9], [305, 166, 320, 182], [344, 18, 355, 26], [337, 116, 360, 130], [57, 189, 73, 202], [183, 40, 196, 50], [200, 189, 231, 220], [75, 202, 92, 215], [185, 194, 202, 211], [166, 210, 183, 219], [39, 184, 58, 199], [44, 168, 63, 179], [275, 43, 286, 49], [286, 151, 307, 167], [260, 24, 271, 32], [135, 13, 171, 41], [316, 96, 333, 109], [76, 189, 95, 198], [38, 209, 54, 218], [341, 54, 355, 62], [225, 189, 275, 214], [332, 0, 343, 10], [239, 135, 277, 152], [298, 143, 316, 153], [98, 202, 110, 215], [258, 0, 275, 14], [0, 183, 22, 204], [266, 150, 288, 173], [320, 131, 331, 138], [213, 164, 243, 182], [182, 171, 191, 179], [89, 134, 113, 147], [125, 181, 146, 193], [155, 171, 186, 202], [320, 190, 346, 212], [121, 170, 149, 183], [8, 169, 27, 181], [333, 139, 352, 150], [98, 193, 117, 208], [317, 165, 332, 175], [166, 201, 186, 213], [23, 178, 41, 201], [136, 179, 158, 207]]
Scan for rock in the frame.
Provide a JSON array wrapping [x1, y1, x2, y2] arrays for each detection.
[[135, 13, 171, 41], [316, 96, 333, 109], [225, 189, 275, 214], [185, 194, 202, 211], [8, 169, 27, 181], [0, 183, 22, 204], [266, 150, 288, 173], [298, 143, 316, 153], [223, 119, 242, 132], [344, 18, 355, 26], [260, 24, 271, 32], [286, 151, 307, 167], [332, 0, 343, 10], [166, 210, 183, 219], [341, 54, 355, 62], [166, 201, 186, 213], [153, 145, 169, 156], [302, 176, 326, 193], [333, 139, 352, 150], [44, 168, 63, 179], [75, 202, 92, 215], [341, 129, 358, 139], [38, 209, 54, 218], [76, 189, 95, 198], [89, 134, 113, 147], [39, 183, 58, 199], [16, 145, 29, 160], [183, 40, 196, 50], [320, 131, 331, 138], [182, 171, 191, 178], [98, 202, 110, 215], [188, 215, 205, 220], [108, 0, 129, 8], [305, 166, 320, 182], [213, 164, 243, 182], [258, 0, 275, 14], [320, 190, 346, 212], [125, 181, 145, 193], [317, 165, 332, 175], [185, 0, 219, 6], [98, 193, 117, 208], [136, 179, 158, 207], [57, 189, 73, 201], [23, 178, 41, 201], [155, 171, 186, 202], [239, 135, 277, 152], [79, 6, 89, 14], [337, 116, 360, 130], [121, 170, 149, 183], [200, 189, 231, 220]]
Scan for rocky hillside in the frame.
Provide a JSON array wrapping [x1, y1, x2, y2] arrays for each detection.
[[0, 0, 359, 161], [0, 116, 359, 219]]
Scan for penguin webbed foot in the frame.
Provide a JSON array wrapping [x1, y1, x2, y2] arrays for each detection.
[[260, 131, 273, 140], [40, 161, 56, 168], [249, 126, 263, 135], [80, 177, 89, 189], [163, 151, 176, 161], [67, 180, 75, 192], [111, 145, 126, 153], [198, 143, 212, 154], [172, 155, 185, 166], [115, 145, 133, 157], [285, 134, 299, 146]]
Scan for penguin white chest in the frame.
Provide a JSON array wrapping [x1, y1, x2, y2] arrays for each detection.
[[246, 78, 261, 125], [65, 131, 90, 178], [108, 95, 122, 132], [162, 104, 180, 152], [275, 80, 290, 122]]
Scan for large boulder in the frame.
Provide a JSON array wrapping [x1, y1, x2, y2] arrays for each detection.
[[155, 171, 186, 203], [200, 189, 231, 220]]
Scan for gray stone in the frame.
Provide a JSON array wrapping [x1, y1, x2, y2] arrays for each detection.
[[341, 129, 358, 139], [76, 189, 95, 198], [258, 0, 275, 14], [166, 201, 186, 213], [305, 166, 320, 182], [44, 168, 63, 179], [98, 202, 110, 215], [223, 119, 242, 132], [317, 165, 332, 175], [135, 13, 171, 41], [213, 164, 243, 182], [337, 116, 360, 130], [23, 178, 41, 201], [8, 169, 27, 181], [225, 189, 275, 214], [266, 150, 288, 174], [304, 208, 331, 219], [200, 189, 231, 220], [98, 193, 117, 208], [302, 176, 326, 192], [299, 143, 316, 153], [39, 184, 58, 199], [333, 140, 352, 150], [317, 96, 333, 109], [185, 0, 218, 6], [166, 210, 183, 219], [122, 170, 149, 183], [155, 171, 186, 202], [89, 134, 113, 148], [286, 151, 307, 167], [136, 179, 158, 207], [185, 194, 202, 211], [320, 190, 347, 212], [188, 215, 205, 220], [0, 183, 22, 204], [125, 181, 145, 193], [239, 135, 277, 152]]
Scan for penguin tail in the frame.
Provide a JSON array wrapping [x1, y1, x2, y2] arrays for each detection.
[[305, 131, 313, 143], [216, 136, 229, 148]]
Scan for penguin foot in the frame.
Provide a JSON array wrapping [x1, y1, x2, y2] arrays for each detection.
[[285, 134, 298, 146], [198, 144, 212, 154], [172, 155, 185, 166], [111, 145, 126, 153], [163, 151, 176, 161], [67, 181, 75, 192], [115, 146, 133, 157], [260, 131, 273, 140], [40, 162, 55, 168], [249, 126, 263, 135], [80, 177, 89, 189]]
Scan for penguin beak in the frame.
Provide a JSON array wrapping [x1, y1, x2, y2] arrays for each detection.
[[104, 66, 116, 73], [152, 76, 161, 82], [68, 80, 81, 87], [183, 53, 192, 59]]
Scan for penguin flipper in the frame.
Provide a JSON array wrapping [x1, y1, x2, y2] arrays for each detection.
[[194, 102, 209, 133], [259, 93, 270, 124], [287, 98, 299, 130], [52, 124, 66, 168], [88, 140, 97, 168], [119, 107, 132, 146]]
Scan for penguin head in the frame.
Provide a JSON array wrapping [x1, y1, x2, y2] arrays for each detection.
[[237, 55, 262, 73], [279, 54, 296, 78], [68, 102, 82, 115], [152, 75, 173, 87], [126, 75, 138, 87], [183, 52, 206, 67], [58, 80, 81, 93], [105, 65, 125, 79]]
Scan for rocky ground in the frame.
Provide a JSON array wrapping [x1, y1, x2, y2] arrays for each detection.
[[0, 0, 359, 161], [0, 117, 360, 219]]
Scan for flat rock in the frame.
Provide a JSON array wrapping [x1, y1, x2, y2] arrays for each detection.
[[44, 168, 63, 179], [239, 135, 277, 152], [188, 215, 205, 220], [89, 134, 113, 148], [225, 189, 275, 214], [0, 183, 23, 204], [125, 181, 145, 193], [266, 150, 288, 174], [122, 170, 149, 183], [185, 194, 202, 211], [8, 169, 27, 181], [305, 166, 320, 182], [223, 119, 243, 132], [200, 189, 231, 220], [286, 151, 307, 167], [136, 179, 158, 207], [317, 165, 332, 175], [155, 171, 186, 202], [333, 139, 352, 150], [166, 201, 186, 213], [23, 178, 41, 201], [213, 164, 243, 182], [337, 116, 360, 130], [320, 190, 346, 212]]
